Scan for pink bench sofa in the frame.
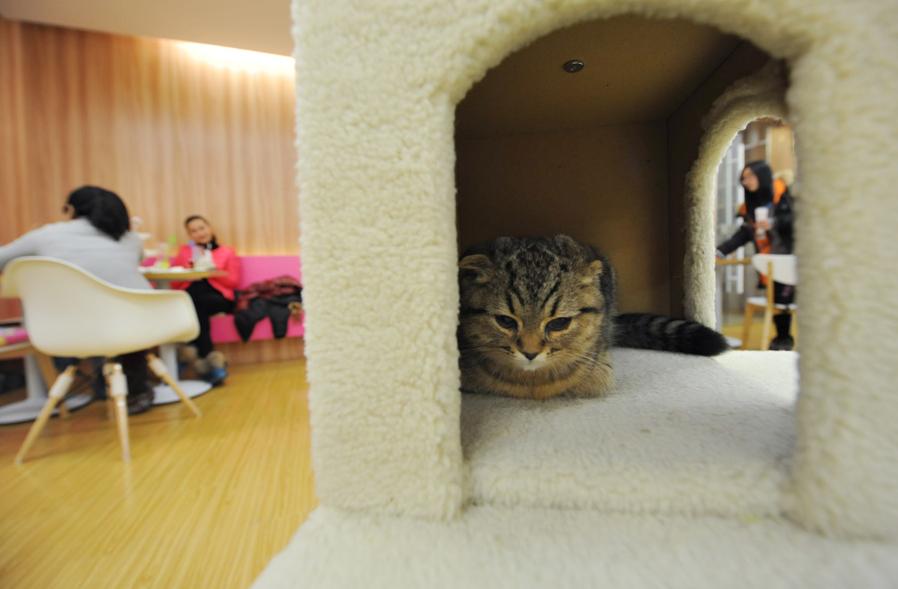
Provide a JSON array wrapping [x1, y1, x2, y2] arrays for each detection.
[[210, 255, 304, 344], [140, 254, 303, 344]]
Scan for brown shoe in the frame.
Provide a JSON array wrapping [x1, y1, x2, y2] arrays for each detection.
[[207, 351, 227, 369]]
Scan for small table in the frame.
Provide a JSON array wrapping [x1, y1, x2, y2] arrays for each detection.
[[140, 267, 227, 405]]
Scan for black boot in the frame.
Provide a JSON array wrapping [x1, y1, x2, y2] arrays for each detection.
[[769, 314, 794, 351]]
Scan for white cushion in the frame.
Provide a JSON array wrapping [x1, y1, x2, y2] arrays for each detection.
[[462, 349, 798, 517]]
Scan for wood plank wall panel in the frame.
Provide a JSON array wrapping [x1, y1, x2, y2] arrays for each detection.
[[220, 338, 305, 366], [0, 18, 303, 360], [0, 17, 299, 256]]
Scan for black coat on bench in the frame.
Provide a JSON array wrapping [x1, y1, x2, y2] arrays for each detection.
[[233, 276, 302, 342]]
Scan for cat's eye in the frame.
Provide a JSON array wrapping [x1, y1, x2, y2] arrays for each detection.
[[494, 315, 518, 330], [545, 317, 572, 333]]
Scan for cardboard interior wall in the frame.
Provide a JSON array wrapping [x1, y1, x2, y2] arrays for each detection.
[[455, 28, 774, 321], [293, 0, 898, 539]]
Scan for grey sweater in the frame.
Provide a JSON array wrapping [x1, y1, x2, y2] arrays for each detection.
[[0, 218, 151, 290]]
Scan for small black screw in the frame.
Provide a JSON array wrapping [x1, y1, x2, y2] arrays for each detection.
[[562, 59, 585, 74]]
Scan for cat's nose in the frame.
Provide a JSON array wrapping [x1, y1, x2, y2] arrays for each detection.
[[522, 351, 539, 361]]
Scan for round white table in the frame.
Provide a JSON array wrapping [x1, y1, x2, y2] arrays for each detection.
[[140, 267, 227, 405]]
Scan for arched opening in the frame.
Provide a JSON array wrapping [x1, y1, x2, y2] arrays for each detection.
[[714, 117, 799, 351]]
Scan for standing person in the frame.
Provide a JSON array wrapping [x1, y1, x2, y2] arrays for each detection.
[[169, 215, 240, 385], [717, 160, 796, 350], [0, 186, 157, 413]]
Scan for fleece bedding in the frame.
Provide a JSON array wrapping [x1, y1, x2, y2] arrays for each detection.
[[462, 349, 798, 517], [253, 504, 897, 589]]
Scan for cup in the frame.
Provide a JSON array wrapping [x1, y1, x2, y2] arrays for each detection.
[[156, 241, 170, 268]]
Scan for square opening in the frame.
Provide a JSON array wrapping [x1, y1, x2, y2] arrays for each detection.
[[454, 15, 797, 517]]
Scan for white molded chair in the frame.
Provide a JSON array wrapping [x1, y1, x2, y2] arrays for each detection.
[[1, 257, 202, 463], [741, 254, 798, 350]]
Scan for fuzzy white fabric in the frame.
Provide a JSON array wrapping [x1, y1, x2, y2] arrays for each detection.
[[253, 505, 898, 589], [682, 62, 787, 327], [462, 350, 798, 517], [293, 0, 898, 536]]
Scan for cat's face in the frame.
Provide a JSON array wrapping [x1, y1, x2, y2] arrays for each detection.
[[458, 235, 612, 376]]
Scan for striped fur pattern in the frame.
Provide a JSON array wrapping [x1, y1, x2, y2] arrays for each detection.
[[458, 235, 727, 400], [614, 313, 729, 356]]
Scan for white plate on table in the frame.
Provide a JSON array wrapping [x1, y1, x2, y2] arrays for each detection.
[[140, 266, 189, 273]]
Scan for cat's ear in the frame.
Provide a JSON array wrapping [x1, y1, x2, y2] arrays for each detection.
[[459, 254, 493, 284], [554, 234, 581, 255], [554, 234, 578, 247], [579, 259, 604, 285]]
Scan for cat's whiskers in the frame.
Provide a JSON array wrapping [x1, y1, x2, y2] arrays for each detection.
[[564, 350, 607, 372], [458, 236, 616, 398], [459, 344, 513, 356]]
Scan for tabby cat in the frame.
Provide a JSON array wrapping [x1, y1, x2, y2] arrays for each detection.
[[458, 235, 727, 400]]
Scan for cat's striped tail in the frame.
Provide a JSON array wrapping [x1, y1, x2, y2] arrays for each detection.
[[613, 313, 729, 356]]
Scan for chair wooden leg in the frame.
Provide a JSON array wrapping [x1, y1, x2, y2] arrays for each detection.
[[33, 353, 58, 387], [741, 303, 755, 350], [761, 307, 774, 350], [105, 363, 131, 463], [34, 353, 71, 418], [57, 398, 70, 419], [791, 309, 798, 348], [15, 366, 77, 464], [146, 353, 202, 417], [762, 261, 776, 350]]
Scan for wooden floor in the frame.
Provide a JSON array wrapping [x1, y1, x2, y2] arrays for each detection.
[[0, 315, 791, 588], [0, 359, 316, 589], [721, 314, 798, 351]]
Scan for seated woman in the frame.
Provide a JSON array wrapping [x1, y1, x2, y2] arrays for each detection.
[[170, 215, 240, 385], [0, 186, 157, 413]]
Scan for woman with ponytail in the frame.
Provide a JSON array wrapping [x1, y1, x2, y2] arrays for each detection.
[[0, 185, 149, 288], [0, 185, 157, 413], [716, 160, 797, 350]]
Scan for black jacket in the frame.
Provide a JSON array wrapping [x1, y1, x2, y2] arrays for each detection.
[[718, 190, 794, 256]]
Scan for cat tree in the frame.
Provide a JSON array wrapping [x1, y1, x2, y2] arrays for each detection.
[[255, 0, 898, 585]]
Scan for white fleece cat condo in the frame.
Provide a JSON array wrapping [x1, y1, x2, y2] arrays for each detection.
[[255, 1, 898, 586]]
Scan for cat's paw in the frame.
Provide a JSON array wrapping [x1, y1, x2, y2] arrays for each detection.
[[566, 368, 614, 398]]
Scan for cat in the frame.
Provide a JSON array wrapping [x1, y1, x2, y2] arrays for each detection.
[[457, 234, 728, 400]]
